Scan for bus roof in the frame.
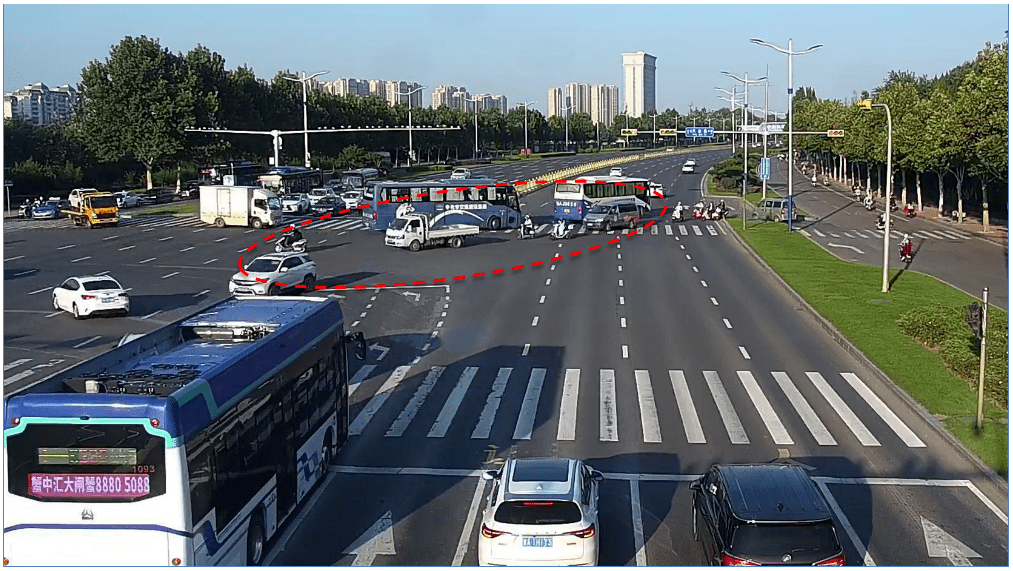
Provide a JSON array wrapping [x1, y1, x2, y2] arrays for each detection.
[[371, 177, 507, 188], [4, 297, 345, 443], [559, 175, 649, 184]]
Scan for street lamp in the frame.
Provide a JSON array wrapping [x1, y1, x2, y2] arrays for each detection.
[[394, 85, 427, 168], [859, 99, 893, 293], [518, 101, 537, 155], [722, 72, 767, 228], [649, 112, 659, 147], [750, 37, 823, 233], [454, 92, 482, 159], [282, 70, 329, 168], [563, 103, 573, 151], [715, 87, 741, 152]]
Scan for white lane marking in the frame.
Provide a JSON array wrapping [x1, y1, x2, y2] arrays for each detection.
[[350, 321, 359, 328], [737, 371, 793, 445], [350, 366, 411, 435], [102, 235, 118, 241], [620, 317, 627, 328], [679, 225, 688, 235], [140, 310, 162, 320], [700, 280, 708, 288], [813, 228, 826, 237], [4, 369, 35, 384], [193, 228, 206, 233], [472, 368, 513, 439], [71, 256, 91, 262], [556, 369, 581, 441], [631, 480, 648, 566], [436, 321, 443, 328], [723, 318, 732, 328], [829, 232, 840, 238], [651, 225, 658, 235], [693, 266, 699, 273], [452, 476, 487, 567], [72, 335, 103, 349], [139, 257, 156, 263], [665, 225, 673, 235], [843, 231, 855, 238], [28, 286, 54, 295], [617, 253, 622, 260], [179, 247, 194, 252], [531, 316, 539, 326], [815, 480, 877, 566], [4, 359, 32, 371], [670, 370, 706, 444], [681, 245, 685, 250], [619, 296, 625, 305], [693, 225, 703, 235], [622, 345, 629, 359], [635, 370, 663, 443], [717, 223, 728, 235], [738, 346, 751, 359], [56, 244, 76, 250], [840, 372, 925, 447], [539, 295, 545, 304], [158, 236, 173, 241], [386, 366, 445, 437], [703, 371, 749, 444], [600, 369, 618, 441], [800, 229, 811, 237], [618, 265, 622, 272], [95, 271, 110, 276], [964, 481, 1010, 525], [511, 368, 546, 440], [161, 272, 179, 279], [347, 365, 377, 398], [214, 237, 228, 242], [852, 230, 868, 239], [550, 265, 555, 271], [202, 259, 217, 265], [685, 254, 692, 260], [771, 372, 836, 445], [545, 278, 551, 286], [521, 344, 530, 356], [13, 270, 34, 277], [427, 367, 479, 438], [618, 279, 624, 286], [806, 372, 879, 446], [4, 255, 25, 262], [707, 225, 718, 235]]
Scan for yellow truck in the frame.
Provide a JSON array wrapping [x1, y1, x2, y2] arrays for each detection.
[[66, 191, 119, 228]]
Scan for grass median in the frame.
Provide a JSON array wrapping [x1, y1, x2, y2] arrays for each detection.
[[133, 202, 199, 216], [734, 221, 1009, 478]]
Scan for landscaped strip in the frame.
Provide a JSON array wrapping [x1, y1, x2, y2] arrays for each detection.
[[732, 221, 1008, 478]]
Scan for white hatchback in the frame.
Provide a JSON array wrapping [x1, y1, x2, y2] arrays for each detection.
[[478, 457, 602, 566], [53, 276, 130, 319]]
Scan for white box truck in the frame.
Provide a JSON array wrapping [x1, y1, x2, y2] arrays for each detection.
[[199, 185, 282, 229]]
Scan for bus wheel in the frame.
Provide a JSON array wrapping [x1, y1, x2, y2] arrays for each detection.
[[247, 511, 266, 566], [214, 218, 226, 228], [449, 236, 463, 249], [488, 217, 501, 230], [409, 240, 421, 252], [252, 218, 263, 229]]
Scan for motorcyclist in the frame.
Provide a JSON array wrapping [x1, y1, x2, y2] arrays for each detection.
[[904, 202, 915, 216], [281, 228, 304, 249], [900, 233, 913, 260], [876, 213, 886, 230], [522, 214, 534, 236], [673, 201, 685, 221]]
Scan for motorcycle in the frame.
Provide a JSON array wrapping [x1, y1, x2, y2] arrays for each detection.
[[899, 243, 914, 263], [517, 225, 537, 240], [672, 208, 686, 222], [275, 236, 307, 253], [692, 208, 706, 220], [903, 204, 917, 218], [18, 202, 33, 218], [549, 222, 573, 240], [863, 196, 875, 211]]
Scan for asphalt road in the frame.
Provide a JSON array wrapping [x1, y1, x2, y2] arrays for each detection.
[[3, 147, 1007, 566]]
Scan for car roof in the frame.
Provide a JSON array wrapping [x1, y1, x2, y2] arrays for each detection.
[[253, 253, 305, 262], [74, 275, 122, 284], [716, 464, 832, 522], [502, 457, 578, 501]]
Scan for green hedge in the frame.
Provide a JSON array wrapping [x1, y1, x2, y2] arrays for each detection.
[[897, 304, 1009, 409]]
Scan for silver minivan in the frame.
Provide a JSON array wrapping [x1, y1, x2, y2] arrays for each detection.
[[584, 202, 641, 231], [756, 198, 789, 222]]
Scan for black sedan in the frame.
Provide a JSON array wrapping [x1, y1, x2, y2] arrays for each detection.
[[310, 196, 343, 215]]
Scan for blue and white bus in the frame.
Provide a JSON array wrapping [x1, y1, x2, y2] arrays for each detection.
[[362, 178, 523, 231], [553, 176, 653, 222], [3, 296, 366, 566]]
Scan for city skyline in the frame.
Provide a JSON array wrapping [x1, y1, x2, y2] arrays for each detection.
[[3, 4, 1007, 118]]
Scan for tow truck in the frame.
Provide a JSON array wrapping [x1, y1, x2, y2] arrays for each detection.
[[65, 190, 119, 228], [385, 206, 480, 251]]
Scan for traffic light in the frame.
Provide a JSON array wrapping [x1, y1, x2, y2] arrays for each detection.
[[857, 99, 873, 111]]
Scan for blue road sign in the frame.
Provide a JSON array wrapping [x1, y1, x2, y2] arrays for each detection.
[[760, 157, 771, 180], [686, 127, 716, 138]]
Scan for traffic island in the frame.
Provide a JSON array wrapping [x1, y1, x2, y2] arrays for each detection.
[[728, 221, 1009, 481]]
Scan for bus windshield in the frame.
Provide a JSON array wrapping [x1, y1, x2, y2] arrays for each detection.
[[342, 174, 364, 188], [555, 183, 581, 194]]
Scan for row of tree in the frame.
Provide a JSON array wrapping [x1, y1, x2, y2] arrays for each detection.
[[789, 40, 1008, 220]]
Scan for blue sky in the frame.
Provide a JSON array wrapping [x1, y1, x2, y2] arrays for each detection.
[[3, 3, 1007, 116]]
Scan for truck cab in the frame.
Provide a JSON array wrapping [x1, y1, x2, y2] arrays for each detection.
[[67, 192, 119, 228]]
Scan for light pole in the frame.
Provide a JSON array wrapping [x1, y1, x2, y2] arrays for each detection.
[[393, 85, 427, 168], [762, 68, 770, 199], [859, 99, 893, 293], [715, 87, 741, 152], [563, 104, 573, 151], [518, 101, 537, 155], [722, 71, 767, 227], [649, 113, 660, 147], [454, 92, 482, 159], [750, 38, 823, 233], [282, 70, 328, 168]]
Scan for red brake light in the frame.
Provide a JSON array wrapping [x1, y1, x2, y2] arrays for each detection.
[[815, 554, 846, 566], [568, 523, 596, 538], [11, 418, 19, 426], [81, 295, 96, 300], [521, 502, 553, 506], [481, 523, 505, 538], [721, 553, 760, 566], [150, 418, 160, 428]]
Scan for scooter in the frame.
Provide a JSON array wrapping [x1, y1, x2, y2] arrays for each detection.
[[903, 205, 917, 218], [863, 195, 875, 211], [517, 225, 537, 240], [692, 208, 706, 220], [671, 208, 685, 222], [899, 243, 914, 263], [549, 222, 573, 240], [276, 237, 307, 253], [18, 202, 32, 218]]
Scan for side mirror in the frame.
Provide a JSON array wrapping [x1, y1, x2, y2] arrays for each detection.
[[343, 331, 367, 360], [591, 471, 604, 482], [689, 480, 701, 491], [481, 470, 499, 481]]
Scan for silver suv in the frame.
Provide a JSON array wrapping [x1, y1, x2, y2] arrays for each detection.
[[584, 202, 641, 231], [229, 253, 316, 296]]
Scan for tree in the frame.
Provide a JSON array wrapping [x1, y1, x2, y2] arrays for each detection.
[[78, 36, 194, 189]]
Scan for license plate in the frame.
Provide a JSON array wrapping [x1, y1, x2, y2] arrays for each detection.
[[522, 537, 552, 548], [102, 297, 115, 303], [564, 209, 571, 214]]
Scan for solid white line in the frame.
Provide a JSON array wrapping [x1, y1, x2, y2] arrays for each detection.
[[350, 366, 411, 435], [556, 369, 580, 441], [72, 335, 103, 349], [452, 476, 487, 567], [964, 482, 1010, 525], [202, 259, 217, 265], [28, 286, 54, 295], [816, 480, 877, 566], [141, 310, 161, 320], [703, 371, 749, 444], [347, 364, 377, 398], [840, 372, 925, 447], [386, 366, 445, 437], [723, 318, 732, 329], [161, 272, 179, 279], [511, 368, 546, 440], [56, 244, 76, 250], [737, 371, 793, 445], [711, 297, 719, 305], [771, 372, 836, 446], [428, 367, 479, 438], [738, 346, 751, 359], [139, 257, 156, 263], [4, 255, 24, 262], [539, 295, 545, 304], [4, 359, 32, 371], [531, 316, 539, 326], [635, 371, 663, 443], [669, 371, 706, 444], [622, 345, 628, 359], [521, 343, 530, 356], [71, 256, 91, 262], [473, 368, 513, 439], [631, 480, 648, 566], [600, 369, 618, 441], [700, 280, 708, 288], [620, 317, 627, 328], [806, 372, 879, 446]]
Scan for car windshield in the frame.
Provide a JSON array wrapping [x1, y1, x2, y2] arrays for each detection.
[[82, 279, 121, 291], [494, 501, 582, 525], [343, 192, 360, 199], [310, 189, 326, 197], [589, 205, 610, 214], [730, 523, 839, 558], [89, 196, 117, 209], [245, 258, 281, 273], [267, 197, 281, 210], [389, 218, 409, 230]]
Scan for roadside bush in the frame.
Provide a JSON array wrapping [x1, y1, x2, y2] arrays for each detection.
[[898, 303, 1009, 409]]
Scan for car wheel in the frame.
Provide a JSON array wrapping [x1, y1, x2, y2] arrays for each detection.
[[252, 218, 263, 229], [214, 218, 226, 228], [302, 274, 316, 289], [72, 303, 82, 320], [409, 240, 421, 252], [247, 511, 266, 566], [604, 221, 612, 232], [85, 219, 93, 229], [449, 236, 463, 248], [53, 295, 61, 310], [629, 218, 637, 230], [488, 217, 501, 230], [268, 284, 280, 296]]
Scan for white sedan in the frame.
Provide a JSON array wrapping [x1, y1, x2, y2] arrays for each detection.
[[682, 163, 695, 173], [450, 168, 471, 180], [114, 191, 140, 208], [282, 193, 310, 214], [53, 276, 130, 319]]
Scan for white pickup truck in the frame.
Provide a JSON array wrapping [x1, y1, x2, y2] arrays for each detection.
[[385, 212, 480, 251]]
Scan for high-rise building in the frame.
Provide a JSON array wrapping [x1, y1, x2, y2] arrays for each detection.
[[547, 87, 564, 118], [4, 83, 76, 125], [384, 81, 424, 107], [622, 51, 657, 117], [322, 78, 370, 97], [590, 84, 620, 126], [565, 83, 593, 116], [433, 85, 471, 110]]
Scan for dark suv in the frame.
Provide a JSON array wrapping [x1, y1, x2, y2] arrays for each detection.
[[690, 464, 845, 566]]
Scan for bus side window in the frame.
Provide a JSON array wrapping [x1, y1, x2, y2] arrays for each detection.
[[468, 188, 483, 201], [411, 187, 429, 202], [187, 441, 214, 527], [445, 187, 465, 202], [430, 187, 444, 202], [379, 188, 389, 202]]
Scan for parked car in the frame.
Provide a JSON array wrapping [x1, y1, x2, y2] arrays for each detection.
[[450, 167, 471, 180], [282, 193, 311, 215], [609, 167, 624, 177], [32, 199, 63, 220], [114, 191, 140, 208], [478, 457, 602, 566], [52, 275, 130, 319], [229, 253, 316, 296], [691, 464, 846, 566]]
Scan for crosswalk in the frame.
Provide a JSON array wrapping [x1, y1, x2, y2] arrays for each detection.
[[4, 214, 372, 233], [346, 363, 927, 449], [807, 227, 972, 241], [524, 222, 724, 237]]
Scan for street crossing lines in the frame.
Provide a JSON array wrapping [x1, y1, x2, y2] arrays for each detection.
[[386, 366, 444, 437], [430, 367, 479, 438], [349, 365, 411, 435], [669, 370, 706, 444], [806, 372, 880, 446], [600, 369, 619, 441], [556, 369, 580, 441], [692, 225, 703, 236], [511, 368, 545, 440], [771, 372, 837, 445], [679, 225, 688, 235], [703, 371, 749, 444], [472, 368, 513, 439], [738, 371, 793, 445], [840, 372, 925, 447], [635, 370, 663, 443]]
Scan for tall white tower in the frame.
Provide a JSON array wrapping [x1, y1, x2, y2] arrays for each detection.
[[622, 51, 657, 117]]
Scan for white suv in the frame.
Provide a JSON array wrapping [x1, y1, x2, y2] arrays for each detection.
[[230, 253, 316, 296], [478, 457, 602, 566], [450, 167, 471, 180], [609, 167, 623, 177]]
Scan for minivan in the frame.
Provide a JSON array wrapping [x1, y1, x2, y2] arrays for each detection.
[[584, 202, 641, 232], [756, 198, 789, 222]]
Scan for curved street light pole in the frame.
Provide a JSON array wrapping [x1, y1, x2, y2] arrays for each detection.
[[723, 71, 768, 229], [859, 100, 893, 293], [394, 86, 427, 168], [282, 70, 328, 168]]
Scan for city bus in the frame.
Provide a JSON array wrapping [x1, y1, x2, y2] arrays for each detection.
[[3, 296, 366, 566], [553, 175, 653, 222], [199, 161, 265, 186], [333, 168, 380, 190], [362, 178, 522, 231], [257, 166, 324, 196]]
